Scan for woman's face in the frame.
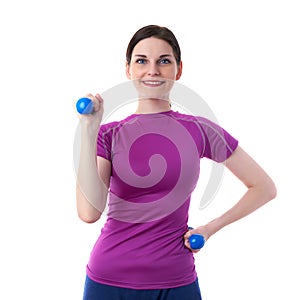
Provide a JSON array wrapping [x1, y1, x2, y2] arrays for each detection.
[[126, 37, 182, 100]]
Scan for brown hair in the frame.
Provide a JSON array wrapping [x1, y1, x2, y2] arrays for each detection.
[[126, 25, 181, 65]]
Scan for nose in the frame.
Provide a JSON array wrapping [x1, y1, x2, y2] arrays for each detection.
[[147, 62, 160, 76]]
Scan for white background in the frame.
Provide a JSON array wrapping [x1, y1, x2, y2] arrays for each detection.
[[0, 0, 299, 299]]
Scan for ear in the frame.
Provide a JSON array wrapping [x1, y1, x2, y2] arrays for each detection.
[[125, 61, 131, 80], [175, 61, 183, 80]]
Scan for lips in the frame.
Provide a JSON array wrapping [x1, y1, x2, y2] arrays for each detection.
[[142, 80, 165, 87]]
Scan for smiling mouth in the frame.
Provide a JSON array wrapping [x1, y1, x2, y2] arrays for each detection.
[[142, 80, 165, 87]]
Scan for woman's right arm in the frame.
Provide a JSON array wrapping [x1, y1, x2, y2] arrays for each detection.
[[76, 94, 111, 223]]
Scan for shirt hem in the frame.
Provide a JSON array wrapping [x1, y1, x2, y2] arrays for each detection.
[[86, 267, 198, 290]]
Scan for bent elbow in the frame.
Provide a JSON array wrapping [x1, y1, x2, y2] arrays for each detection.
[[268, 182, 277, 201], [263, 179, 277, 203], [76, 187, 103, 223], [78, 212, 101, 224]]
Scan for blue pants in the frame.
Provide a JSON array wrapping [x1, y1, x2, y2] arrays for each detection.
[[83, 276, 202, 300]]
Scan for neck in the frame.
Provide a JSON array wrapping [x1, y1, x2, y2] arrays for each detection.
[[134, 98, 171, 114]]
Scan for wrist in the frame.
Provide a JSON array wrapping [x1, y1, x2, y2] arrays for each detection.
[[205, 218, 224, 238], [80, 123, 99, 142]]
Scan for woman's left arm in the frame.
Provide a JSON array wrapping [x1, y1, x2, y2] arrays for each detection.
[[185, 145, 277, 248], [204, 145, 277, 239]]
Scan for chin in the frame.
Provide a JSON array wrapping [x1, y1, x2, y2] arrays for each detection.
[[134, 79, 175, 101]]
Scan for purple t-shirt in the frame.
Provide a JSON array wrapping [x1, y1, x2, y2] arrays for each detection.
[[86, 110, 238, 289]]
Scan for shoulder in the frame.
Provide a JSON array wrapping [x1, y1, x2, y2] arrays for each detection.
[[99, 114, 137, 134], [169, 110, 219, 129], [169, 110, 199, 121]]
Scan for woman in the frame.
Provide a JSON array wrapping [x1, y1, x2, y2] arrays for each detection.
[[76, 25, 276, 300]]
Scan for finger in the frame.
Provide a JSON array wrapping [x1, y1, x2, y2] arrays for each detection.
[[85, 93, 95, 100], [184, 233, 190, 239], [184, 229, 194, 239], [95, 93, 103, 102], [93, 94, 102, 112], [184, 239, 200, 253], [84, 93, 100, 112], [184, 238, 190, 248], [184, 235, 193, 248]]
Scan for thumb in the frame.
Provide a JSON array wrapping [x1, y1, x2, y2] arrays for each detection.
[[184, 228, 195, 239]]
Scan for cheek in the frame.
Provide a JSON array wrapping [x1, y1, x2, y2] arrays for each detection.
[[165, 67, 179, 79], [129, 66, 143, 79]]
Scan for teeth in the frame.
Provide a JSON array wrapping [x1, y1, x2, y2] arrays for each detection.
[[143, 81, 163, 85]]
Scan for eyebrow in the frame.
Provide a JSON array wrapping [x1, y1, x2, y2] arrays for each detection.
[[134, 54, 172, 58]]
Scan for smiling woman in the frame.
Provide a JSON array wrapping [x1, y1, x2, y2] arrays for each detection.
[[126, 35, 182, 113], [76, 25, 276, 300]]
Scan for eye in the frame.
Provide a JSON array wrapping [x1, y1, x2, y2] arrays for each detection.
[[159, 58, 171, 64], [136, 58, 147, 64]]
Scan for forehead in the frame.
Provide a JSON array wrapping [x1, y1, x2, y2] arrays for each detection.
[[132, 37, 173, 56]]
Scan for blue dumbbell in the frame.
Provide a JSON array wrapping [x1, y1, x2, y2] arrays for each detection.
[[76, 97, 94, 114], [189, 234, 205, 250], [188, 227, 205, 250]]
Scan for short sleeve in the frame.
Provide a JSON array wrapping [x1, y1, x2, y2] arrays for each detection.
[[198, 117, 238, 162], [97, 124, 112, 161]]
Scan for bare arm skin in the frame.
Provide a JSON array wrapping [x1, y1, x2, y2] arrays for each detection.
[[185, 146, 277, 251], [76, 156, 111, 223], [76, 94, 111, 223]]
